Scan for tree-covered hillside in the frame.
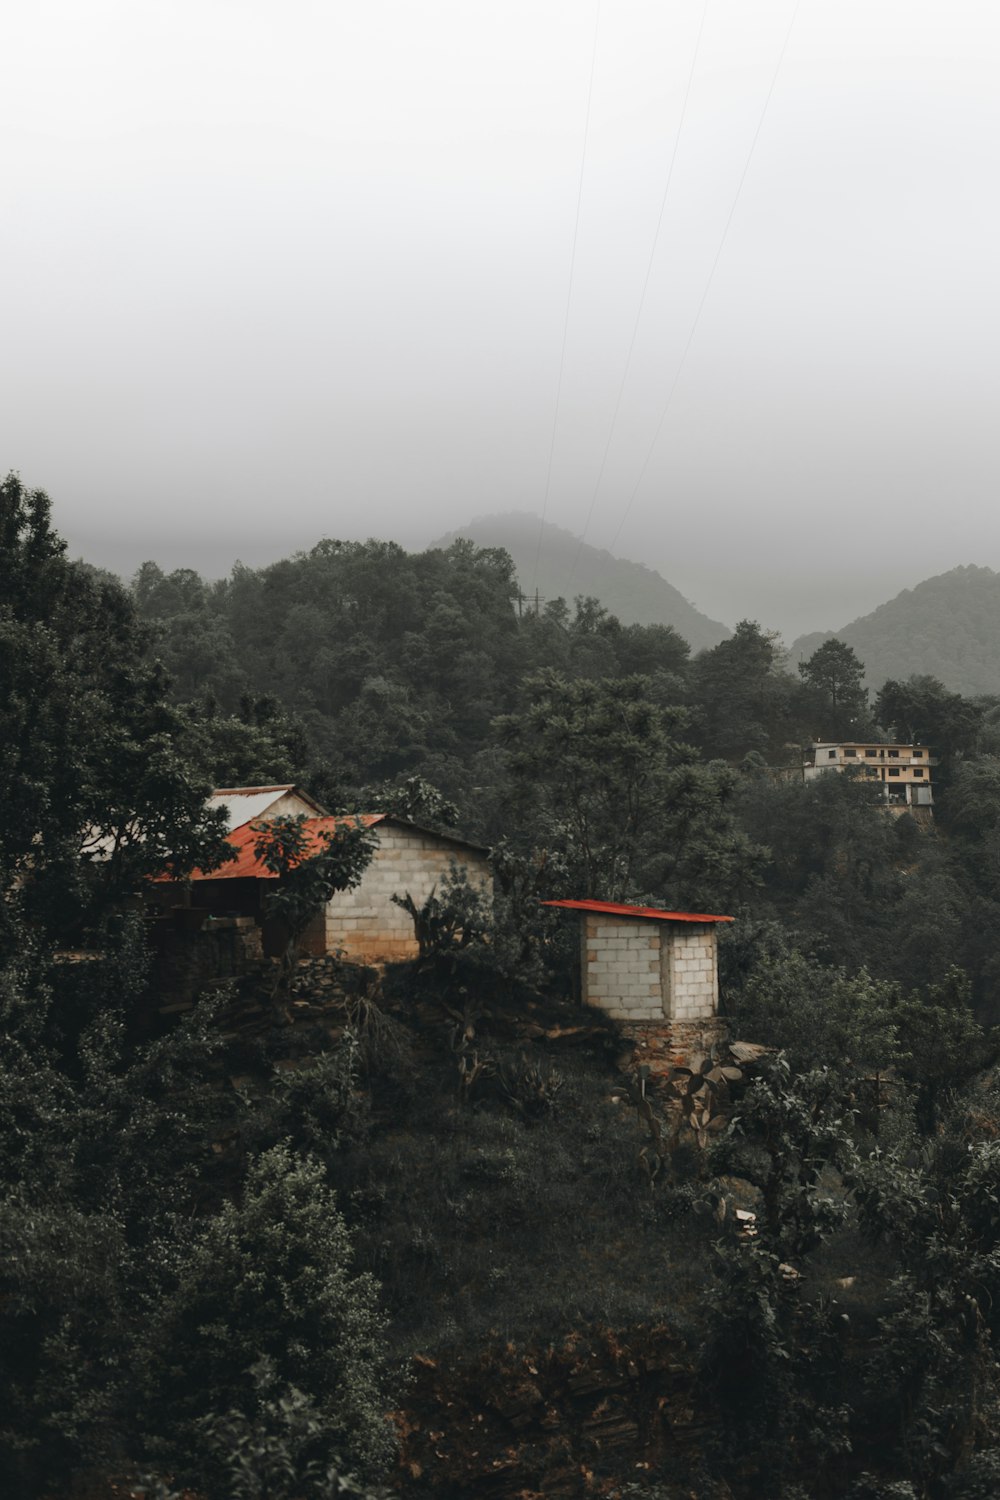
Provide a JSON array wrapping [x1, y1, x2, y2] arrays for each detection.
[[792, 564, 1000, 695], [14, 476, 1000, 1497], [433, 512, 731, 651], [126, 537, 1000, 1014]]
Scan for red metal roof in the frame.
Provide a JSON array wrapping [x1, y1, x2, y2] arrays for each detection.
[[171, 812, 489, 882], [541, 899, 733, 924], [182, 815, 386, 881]]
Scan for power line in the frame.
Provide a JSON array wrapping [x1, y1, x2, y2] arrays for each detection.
[[605, 0, 801, 560], [530, 0, 602, 596], [564, 0, 710, 601]]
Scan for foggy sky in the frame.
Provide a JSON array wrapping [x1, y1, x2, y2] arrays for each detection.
[[4, 2, 999, 642]]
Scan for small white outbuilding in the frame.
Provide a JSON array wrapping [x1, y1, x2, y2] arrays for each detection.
[[542, 898, 733, 1024]]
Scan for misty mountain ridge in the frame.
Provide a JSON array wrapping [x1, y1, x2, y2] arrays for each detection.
[[89, 515, 1000, 699], [791, 564, 1000, 697], [435, 524, 1000, 698], [432, 513, 731, 653]]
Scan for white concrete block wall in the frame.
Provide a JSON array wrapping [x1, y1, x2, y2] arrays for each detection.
[[581, 913, 720, 1024], [324, 825, 491, 962], [668, 925, 718, 1021], [581, 913, 665, 1022]]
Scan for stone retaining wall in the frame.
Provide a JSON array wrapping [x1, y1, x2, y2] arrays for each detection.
[[624, 1018, 731, 1077]]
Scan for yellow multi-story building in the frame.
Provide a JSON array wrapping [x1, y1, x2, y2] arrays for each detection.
[[803, 742, 937, 807]]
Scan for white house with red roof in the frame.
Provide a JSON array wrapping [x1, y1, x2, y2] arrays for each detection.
[[543, 899, 733, 1025], [160, 785, 491, 964]]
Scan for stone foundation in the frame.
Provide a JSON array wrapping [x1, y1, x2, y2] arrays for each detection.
[[287, 953, 377, 1002], [621, 1018, 731, 1078]]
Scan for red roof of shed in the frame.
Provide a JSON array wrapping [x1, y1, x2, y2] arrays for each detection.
[[541, 899, 733, 924]]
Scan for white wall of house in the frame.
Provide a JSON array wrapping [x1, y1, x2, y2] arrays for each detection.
[[308, 822, 492, 963], [210, 786, 321, 829], [265, 790, 321, 820], [581, 913, 663, 1022]]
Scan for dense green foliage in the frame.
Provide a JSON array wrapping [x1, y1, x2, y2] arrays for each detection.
[[434, 511, 731, 649], [11, 478, 1000, 1496], [127, 537, 1000, 1022], [0, 476, 234, 947], [792, 564, 1000, 697]]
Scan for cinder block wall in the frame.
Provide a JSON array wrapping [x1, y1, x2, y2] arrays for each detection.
[[581, 913, 719, 1023], [324, 825, 492, 962], [581, 913, 664, 1022], [666, 925, 718, 1021]]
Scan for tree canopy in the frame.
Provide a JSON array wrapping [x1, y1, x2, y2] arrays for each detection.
[[9, 479, 1000, 1496], [798, 636, 870, 740], [0, 475, 232, 945]]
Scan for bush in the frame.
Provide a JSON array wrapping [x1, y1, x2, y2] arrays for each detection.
[[193, 1357, 393, 1500], [138, 1144, 394, 1484], [0, 1193, 128, 1493]]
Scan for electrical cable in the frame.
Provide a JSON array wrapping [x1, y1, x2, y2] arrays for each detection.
[[529, 0, 602, 599], [604, 0, 801, 561], [564, 0, 710, 601]]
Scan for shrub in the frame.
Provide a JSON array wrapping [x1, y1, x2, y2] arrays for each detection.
[[138, 1144, 394, 1484]]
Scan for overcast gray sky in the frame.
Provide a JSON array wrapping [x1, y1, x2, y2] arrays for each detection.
[[4, 1, 999, 640]]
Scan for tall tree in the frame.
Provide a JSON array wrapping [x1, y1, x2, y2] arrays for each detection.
[[0, 474, 232, 944], [142, 1144, 393, 1482], [875, 674, 983, 766], [252, 815, 376, 1009], [692, 620, 797, 761], [496, 671, 673, 900], [798, 637, 870, 739], [496, 670, 763, 907]]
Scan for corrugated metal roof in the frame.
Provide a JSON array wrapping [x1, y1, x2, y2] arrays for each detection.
[[163, 805, 490, 884], [541, 899, 733, 924], [209, 785, 328, 830], [185, 815, 385, 881]]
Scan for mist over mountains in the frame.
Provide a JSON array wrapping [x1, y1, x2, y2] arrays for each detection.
[[791, 565, 1000, 697], [436, 516, 1000, 698], [76, 503, 1000, 699], [432, 513, 730, 654]]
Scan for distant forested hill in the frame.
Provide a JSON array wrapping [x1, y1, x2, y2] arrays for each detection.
[[433, 512, 730, 652], [791, 565, 1000, 696], [129, 536, 701, 822]]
